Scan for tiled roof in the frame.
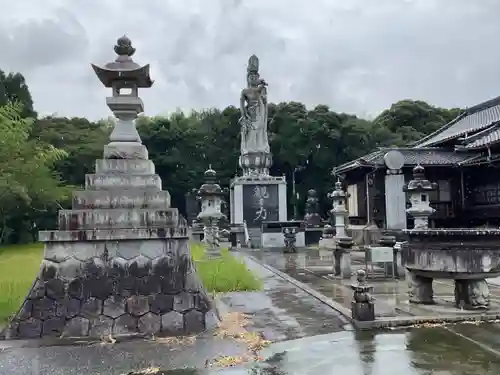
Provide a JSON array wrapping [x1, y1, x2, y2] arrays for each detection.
[[460, 123, 500, 149], [332, 148, 479, 174], [416, 96, 500, 147]]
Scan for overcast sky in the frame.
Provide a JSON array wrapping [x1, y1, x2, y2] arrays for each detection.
[[0, 0, 499, 120]]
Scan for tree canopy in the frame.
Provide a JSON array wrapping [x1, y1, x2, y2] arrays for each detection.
[[0, 68, 463, 244]]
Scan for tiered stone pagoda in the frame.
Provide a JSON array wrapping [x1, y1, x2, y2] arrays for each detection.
[[2, 36, 217, 339]]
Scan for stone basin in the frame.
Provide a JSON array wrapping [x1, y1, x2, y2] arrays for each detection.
[[402, 228, 500, 310]]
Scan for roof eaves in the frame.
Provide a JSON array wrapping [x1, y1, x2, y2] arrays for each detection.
[[411, 112, 466, 147]]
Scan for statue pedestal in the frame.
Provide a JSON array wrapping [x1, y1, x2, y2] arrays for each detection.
[[230, 176, 287, 248]]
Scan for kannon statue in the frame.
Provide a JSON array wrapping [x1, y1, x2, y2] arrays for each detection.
[[239, 55, 270, 155]]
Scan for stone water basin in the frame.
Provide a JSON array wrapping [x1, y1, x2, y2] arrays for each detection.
[[402, 229, 500, 310]]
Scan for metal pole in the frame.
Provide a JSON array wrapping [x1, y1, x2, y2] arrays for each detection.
[[292, 168, 297, 219]]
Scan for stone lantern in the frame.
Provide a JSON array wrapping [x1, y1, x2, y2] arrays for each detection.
[[329, 179, 353, 279], [197, 166, 226, 257], [91, 35, 153, 160], [330, 179, 349, 238], [403, 165, 437, 229]]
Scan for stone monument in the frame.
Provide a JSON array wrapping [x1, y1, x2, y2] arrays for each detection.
[[303, 189, 323, 245], [196, 167, 226, 258], [229, 55, 287, 247], [2, 36, 218, 340], [304, 189, 321, 226]]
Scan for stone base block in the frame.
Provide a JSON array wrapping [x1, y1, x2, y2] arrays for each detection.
[[103, 143, 149, 160], [73, 189, 171, 209], [95, 159, 155, 175], [58, 208, 178, 230], [351, 301, 375, 321], [407, 270, 434, 304], [454, 279, 490, 310], [85, 174, 161, 190], [2, 238, 219, 340]]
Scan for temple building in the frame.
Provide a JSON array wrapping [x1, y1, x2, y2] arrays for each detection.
[[332, 95, 500, 231]]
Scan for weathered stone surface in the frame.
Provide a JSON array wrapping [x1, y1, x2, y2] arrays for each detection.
[[407, 271, 434, 304], [174, 292, 194, 313], [149, 294, 174, 314], [63, 317, 90, 337], [184, 310, 205, 333], [126, 295, 149, 317], [81, 298, 103, 318], [42, 317, 66, 337], [138, 312, 161, 333], [89, 316, 114, 337], [32, 297, 57, 320], [103, 297, 126, 318], [113, 314, 138, 335], [161, 311, 184, 334], [18, 318, 42, 339], [45, 279, 65, 300]]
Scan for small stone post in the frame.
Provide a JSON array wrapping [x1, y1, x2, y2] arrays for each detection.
[[403, 165, 437, 304], [197, 166, 226, 258], [351, 269, 375, 321]]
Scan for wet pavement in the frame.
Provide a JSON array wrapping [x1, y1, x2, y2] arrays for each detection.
[[2, 252, 500, 374], [248, 248, 500, 324]]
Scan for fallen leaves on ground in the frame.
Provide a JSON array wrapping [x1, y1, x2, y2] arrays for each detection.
[[153, 335, 196, 346], [208, 312, 270, 369], [99, 334, 117, 345]]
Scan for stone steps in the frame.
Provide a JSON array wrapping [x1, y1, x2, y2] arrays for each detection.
[[95, 159, 155, 175], [72, 189, 171, 209], [58, 208, 178, 230], [85, 174, 162, 190]]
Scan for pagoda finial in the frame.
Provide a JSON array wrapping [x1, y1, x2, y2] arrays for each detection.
[[114, 35, 136, 58]]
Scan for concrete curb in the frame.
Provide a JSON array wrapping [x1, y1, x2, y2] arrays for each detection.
[[243, 254, 352, 327]]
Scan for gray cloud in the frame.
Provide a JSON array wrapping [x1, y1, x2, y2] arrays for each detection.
[[0, 0, 500, 120]]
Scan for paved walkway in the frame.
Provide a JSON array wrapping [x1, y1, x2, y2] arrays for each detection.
[[3, 252, 500, 374], [248, 248, 500, 327], [0, 254, 348, 375]]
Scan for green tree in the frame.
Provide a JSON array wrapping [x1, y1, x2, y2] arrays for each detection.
[[0, 103, 68, 244], [0, 70, 36, 118]]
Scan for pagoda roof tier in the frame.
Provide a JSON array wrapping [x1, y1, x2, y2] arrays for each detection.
[[91, 63, 153, 88]]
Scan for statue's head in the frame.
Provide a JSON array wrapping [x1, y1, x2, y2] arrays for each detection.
[[247, 54, 260, 88], [247, 72, 260, 87]]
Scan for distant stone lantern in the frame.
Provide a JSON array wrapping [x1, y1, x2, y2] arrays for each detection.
[[91, 35, 153, 160], [330, 179, 349, 238], [197, 166, 226, 257], [403, 165, 437, 229]]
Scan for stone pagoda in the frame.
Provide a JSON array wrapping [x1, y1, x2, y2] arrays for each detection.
[[2, 36, 217, 340], [229, 55, 287, 247]]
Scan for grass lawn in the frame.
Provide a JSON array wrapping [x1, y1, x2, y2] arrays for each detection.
[[0, 241, 260, 324], [0, 243, 44, 323], [190, 242, 262, 293]]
